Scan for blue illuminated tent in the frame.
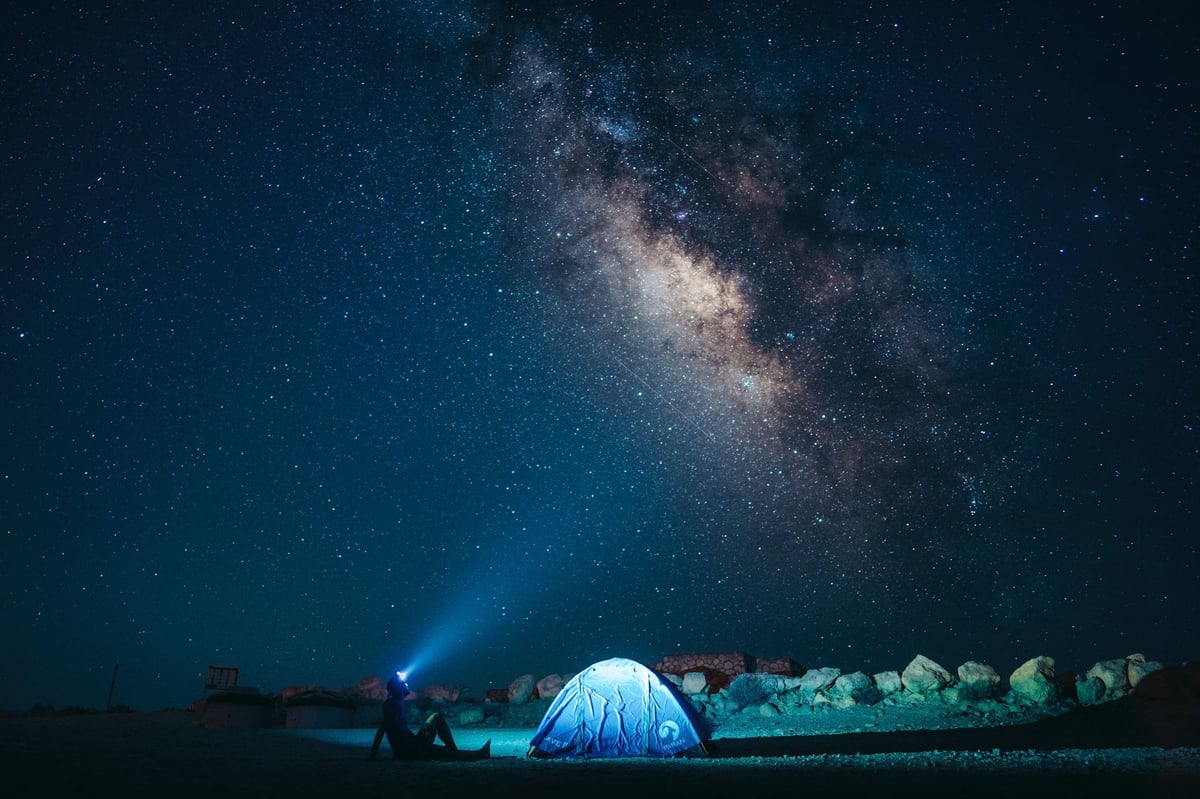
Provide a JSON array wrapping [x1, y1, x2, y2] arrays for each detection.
[[526, 657, 710, 759]]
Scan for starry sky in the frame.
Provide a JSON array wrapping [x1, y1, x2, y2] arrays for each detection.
[[2, 1, 1196, 712]]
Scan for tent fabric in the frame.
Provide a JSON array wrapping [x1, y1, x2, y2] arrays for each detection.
[[527, 657, 709, 759]]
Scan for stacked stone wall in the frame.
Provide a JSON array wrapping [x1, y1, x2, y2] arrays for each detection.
[[754, 656, 803, 676], [653, 652, 754, 677]]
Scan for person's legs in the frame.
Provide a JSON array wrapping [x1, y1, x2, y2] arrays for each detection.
[[461, 739, 491, 761], [386, 729, 419, 760], [417, 713, 490, 761], [412, 713, 451, 758], [425, 713, 458, 753]]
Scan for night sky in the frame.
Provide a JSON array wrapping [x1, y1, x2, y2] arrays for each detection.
[[2, 1, 1197, 712]]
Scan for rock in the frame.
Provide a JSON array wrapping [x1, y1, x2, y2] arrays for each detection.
[[705, 693, 738, 717], [1009, 656, 1058, 705], [507, 674, 536, 705], [663, 673, 683, 688], [416, 685, 460, 702], [758, 702, 781, 717], [873, 671, 903, 697], [725, 674, 767, 708], [901, 655, 953, 695], [828, 692, 856, 709], [352, 675, 387, 702], [536, 673, 564, 699], [727, 673, 801, 708], [957, 661, 1001, 700], [458, 706, 484, 725], [797, 667, 841, 699], [1086, 658, 1130, 699], [939, 683, 964, 705], [682, 672, 709, 695], [828, 671, 881, 706], [1126, 654, 1163, 688], [761, 674, 805, 694], [1076, 676, 1105, 705]]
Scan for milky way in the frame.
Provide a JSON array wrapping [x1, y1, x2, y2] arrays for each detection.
[[472, 11, 989, 573]]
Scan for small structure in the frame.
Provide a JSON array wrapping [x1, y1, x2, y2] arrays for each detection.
[[200, 664, 277, 728], [284, 690, 357, 729], [202, 690, 277, 729]]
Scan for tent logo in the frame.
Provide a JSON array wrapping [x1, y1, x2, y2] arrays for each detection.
[[657, 720, 680, 741]]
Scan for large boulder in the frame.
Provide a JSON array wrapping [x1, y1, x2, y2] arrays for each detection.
[[1009, 656, 1058, 704], [536, 673, 564, 699], [796, 667, 841, 702], [957, 661, 1001, 700], [1086, 658, 1130, 699], [727, 673, 802, 708], [1126, 654, 1163, 688], [828, 671, 881, 707], [682, 672, 709, 695], [873, 670, 903, 698], [902, 655, 953, 695], [507, 674, 536, 705], [458, 706, 484, 725]]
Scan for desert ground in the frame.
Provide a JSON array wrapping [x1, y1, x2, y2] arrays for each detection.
[[2, 673, 1198, 799]]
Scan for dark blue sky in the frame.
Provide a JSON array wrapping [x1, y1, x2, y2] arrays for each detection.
[[2, 1, 1196, 711]]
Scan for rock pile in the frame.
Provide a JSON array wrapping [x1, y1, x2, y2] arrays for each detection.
[[272, 651, 1167, 731], [651, 651, 1166, 724]]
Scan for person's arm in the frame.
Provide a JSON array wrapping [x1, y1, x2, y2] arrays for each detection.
[[370, 726, 385, 760]]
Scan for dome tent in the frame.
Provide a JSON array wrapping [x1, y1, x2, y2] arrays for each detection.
[[526, 657, 710, 759]]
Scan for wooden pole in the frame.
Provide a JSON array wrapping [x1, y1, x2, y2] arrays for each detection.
[[106, 662, 119, 711]]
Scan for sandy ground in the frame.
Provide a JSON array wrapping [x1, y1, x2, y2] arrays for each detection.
[[2, 694, 1198, 798]]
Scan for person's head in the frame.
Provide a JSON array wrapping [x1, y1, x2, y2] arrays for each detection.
[[386, 672, 409, 698]]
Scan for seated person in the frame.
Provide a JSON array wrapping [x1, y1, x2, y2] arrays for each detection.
[[370, 672, 490, 761]]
